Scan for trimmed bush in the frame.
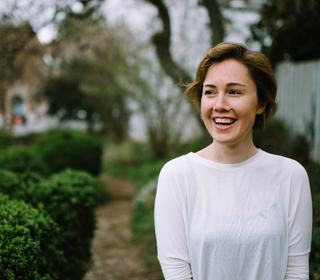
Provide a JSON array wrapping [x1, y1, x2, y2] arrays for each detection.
[[0, 130, 13, 148], [0, 146, 48, 175], [24, 169, 107, 280], [36, 130, 103, 176], [0, 169, 21, 197], [0, 169, 108, 280], [0, 194, 64, 280]]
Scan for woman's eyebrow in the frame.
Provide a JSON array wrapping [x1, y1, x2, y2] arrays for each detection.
[[203, 82, 246, 88], [203, 84, 216, 88], [226, 82, 246, 87]]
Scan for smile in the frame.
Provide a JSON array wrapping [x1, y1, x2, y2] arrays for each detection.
[[213, 118, 236, 125]]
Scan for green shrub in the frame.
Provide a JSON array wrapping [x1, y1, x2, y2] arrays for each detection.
[[307, 163, 320, 279], [0, 146, 48, 175], [36, 130, 103, 176], [253, 118, 311, 166], [0, 130, 13, 148], [0, 169, 22, 197], [24, 169, 107, 280], [0, 131, 41, 148], [0, 194, 64, 280], [0, 169, 108, 280], [12, 132, 42, 146]]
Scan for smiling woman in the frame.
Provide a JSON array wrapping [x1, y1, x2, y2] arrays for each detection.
[[154, 42, 312, 280], [199, 59, 265, 161]]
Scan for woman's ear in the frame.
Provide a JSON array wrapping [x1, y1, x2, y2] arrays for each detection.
[[257, 102, 267, 115]]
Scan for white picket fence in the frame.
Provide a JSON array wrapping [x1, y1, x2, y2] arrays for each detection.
[[275, 60, 320, 162]]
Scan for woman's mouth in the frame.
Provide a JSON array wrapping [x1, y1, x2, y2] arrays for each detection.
[[213, 118, 236, 126]]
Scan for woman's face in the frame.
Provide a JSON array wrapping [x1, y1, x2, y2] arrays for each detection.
[[201, 59, 265, 149]]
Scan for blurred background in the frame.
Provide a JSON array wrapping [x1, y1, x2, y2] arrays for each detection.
[[1, 0, 319, 160], [0, 0, 320, 279]]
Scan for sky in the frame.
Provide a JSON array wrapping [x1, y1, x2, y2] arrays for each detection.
[[0, 0, 261, 52]]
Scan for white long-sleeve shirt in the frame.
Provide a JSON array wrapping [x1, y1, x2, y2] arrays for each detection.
[[154, 150, 312, 280]]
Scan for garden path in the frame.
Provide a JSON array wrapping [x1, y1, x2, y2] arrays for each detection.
[[83, 176, 162, 280]]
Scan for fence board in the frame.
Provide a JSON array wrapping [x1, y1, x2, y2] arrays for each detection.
[[275, 60, 320, 162]]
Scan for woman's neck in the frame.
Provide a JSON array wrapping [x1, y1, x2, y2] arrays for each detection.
[[196, 141, 259, 164]]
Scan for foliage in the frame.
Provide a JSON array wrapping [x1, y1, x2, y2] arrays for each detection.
[[307, 162, 320, 279], [36, 129, 103, 176], [0, 169, 24, 198], [0, 130, 13, 148], [131, 179, 159, 266], [44, 13, 132, 140], [103, 139, 205, 188], [0, 146, 48, 175], [44, 77, 86, 120], [0, 193, 64, 280], [250, 0, 320, 66], [0, 168, 108, 280], [0, 131, 41, 148], [23, 169, 106, 280], [103, 141, 167, 189], [253, 118, 311, 167]]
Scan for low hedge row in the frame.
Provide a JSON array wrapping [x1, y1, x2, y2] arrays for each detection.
[[36, 130, 103, 176], [0, 129, 103, 177], [0, 194, 64, 280], [0, 169, 108, 280], [0, 146, 48, 175]]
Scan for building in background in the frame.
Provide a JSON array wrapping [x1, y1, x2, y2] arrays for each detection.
[[0, 24, 48, 131]]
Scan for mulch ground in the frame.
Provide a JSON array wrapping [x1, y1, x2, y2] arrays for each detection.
[[83, 176, 162, 280]]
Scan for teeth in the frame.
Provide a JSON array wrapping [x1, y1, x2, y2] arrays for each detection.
[[214, 118, 235, 124]]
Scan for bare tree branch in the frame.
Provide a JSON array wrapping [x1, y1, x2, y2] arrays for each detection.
[[145, 0, 192, 84], [200, 0, 224, 47]]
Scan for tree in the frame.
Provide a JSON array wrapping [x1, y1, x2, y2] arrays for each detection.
[[44, 13, 131, 140], [250, 0, 320, 66], [144, 0, 224, 85], [0, 0, 104, 131], [127, 54, 196, 158], [142, 0, 224, 146]]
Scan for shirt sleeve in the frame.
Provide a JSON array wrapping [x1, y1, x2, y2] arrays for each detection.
[[154, 160, 193, 280], [284, 164, 312, 280]]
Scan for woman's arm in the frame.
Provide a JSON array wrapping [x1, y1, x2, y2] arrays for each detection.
[[154, 161, 193, 280], [285, 165, 312, 280]]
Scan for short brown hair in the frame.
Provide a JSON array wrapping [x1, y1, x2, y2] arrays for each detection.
[[186, 42, 278, 131]]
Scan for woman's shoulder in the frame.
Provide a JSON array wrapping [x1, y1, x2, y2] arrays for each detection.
[[260, 150, 308, 178], [159, 153, 195, 177]]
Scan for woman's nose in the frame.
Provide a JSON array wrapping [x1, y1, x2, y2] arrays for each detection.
[[213, 94, 229, 112]]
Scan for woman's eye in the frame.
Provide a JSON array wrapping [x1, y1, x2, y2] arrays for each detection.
[[204, 90, 216, 95], [229, 90, 241, 95]]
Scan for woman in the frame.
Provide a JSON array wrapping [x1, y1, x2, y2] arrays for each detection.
[[154, 42, 312, 280]]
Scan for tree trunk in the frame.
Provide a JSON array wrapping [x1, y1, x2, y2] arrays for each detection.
[[200, 0, 224, 47], [144, 0, 223, 147]]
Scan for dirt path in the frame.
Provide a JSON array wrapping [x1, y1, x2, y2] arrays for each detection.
[[83, 176, 162, 280]]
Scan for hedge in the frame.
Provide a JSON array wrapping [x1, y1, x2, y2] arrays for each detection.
[[0, 130, 103, 177], [0, 146, 48, 175], [0, 169, 108, 280], [36, 130, 103, 176], [0, 194, 64, 280]]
